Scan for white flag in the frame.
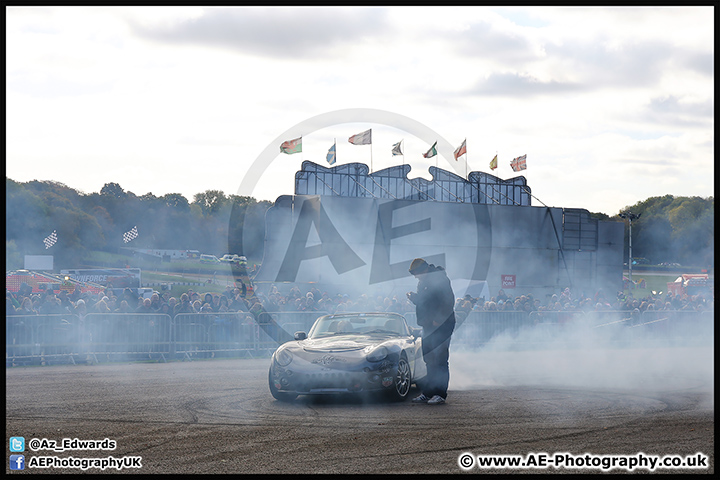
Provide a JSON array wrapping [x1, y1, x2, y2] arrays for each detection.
[[348, 129, 372, 145], [392, 141, 403, 156]]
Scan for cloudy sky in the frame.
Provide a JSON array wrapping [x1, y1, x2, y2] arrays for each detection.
[[6, 6, 714, 216]]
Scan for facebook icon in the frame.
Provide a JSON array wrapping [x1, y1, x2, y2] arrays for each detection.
[[10, 454, 25, 470]]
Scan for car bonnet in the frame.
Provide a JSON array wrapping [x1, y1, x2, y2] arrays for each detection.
[[300, 335, 377, 353]]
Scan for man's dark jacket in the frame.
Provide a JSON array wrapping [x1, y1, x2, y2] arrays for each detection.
[[410, 264, 455, 329]]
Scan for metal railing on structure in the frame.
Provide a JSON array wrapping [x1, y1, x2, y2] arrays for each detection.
[[6, 309, 713, 366]]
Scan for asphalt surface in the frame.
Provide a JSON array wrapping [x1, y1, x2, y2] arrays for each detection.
[[6, 346, 714, 474]]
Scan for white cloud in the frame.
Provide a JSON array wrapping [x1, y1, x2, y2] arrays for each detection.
[[128, 7, 391, 58]]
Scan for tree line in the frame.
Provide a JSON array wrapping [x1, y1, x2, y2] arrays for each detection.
[[6, 179, 272, 270], [609, 194, 714, 269], [5, 178, 714, 271]]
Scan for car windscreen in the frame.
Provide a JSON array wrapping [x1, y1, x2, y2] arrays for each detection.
[[309, 315, 407, 338]]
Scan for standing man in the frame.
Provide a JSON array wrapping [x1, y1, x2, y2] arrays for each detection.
[[406, 258, 456, 405]]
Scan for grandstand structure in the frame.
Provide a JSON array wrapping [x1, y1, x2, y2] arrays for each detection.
[[295, 161, 531, 205], [251, 161, 624, 300]]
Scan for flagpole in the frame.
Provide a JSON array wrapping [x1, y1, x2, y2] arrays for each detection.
[[371, 140, 373, 173]]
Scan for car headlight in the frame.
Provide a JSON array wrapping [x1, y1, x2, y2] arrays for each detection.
[[275, 348, 293, 367], [367, 346, 388, 363]]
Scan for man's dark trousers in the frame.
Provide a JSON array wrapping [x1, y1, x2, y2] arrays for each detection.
[[421, 313, 455, 399]]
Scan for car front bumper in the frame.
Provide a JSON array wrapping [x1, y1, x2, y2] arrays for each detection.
[[271, 356, 399, 395]]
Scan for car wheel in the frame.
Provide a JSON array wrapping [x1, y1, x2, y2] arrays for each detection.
[[268, 369, 298, 402], [388, 355, 412, 401]]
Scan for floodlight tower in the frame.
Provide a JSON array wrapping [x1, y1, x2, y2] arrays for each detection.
[[619, 212, 641, 286]]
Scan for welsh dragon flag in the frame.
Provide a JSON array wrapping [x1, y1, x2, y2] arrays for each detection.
[[280, 137, 302, 154]]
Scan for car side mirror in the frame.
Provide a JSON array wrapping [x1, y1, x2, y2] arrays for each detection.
[[411, 327, 422, 338], [294, 331, 307, 341]]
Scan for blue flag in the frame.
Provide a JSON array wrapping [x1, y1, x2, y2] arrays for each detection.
[[326, 143, 336, 165]]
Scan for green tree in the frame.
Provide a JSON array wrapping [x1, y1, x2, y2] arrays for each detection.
[[617, 195, 714, 266], [6, 240, 22, 271], [161, 193, 191, 211], [100, 182, 127, 199], [228, 196, 271, 257], [193, 190, 227, 216]]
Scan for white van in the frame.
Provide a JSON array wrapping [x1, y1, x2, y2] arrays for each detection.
[[199, 254, 220, 264]]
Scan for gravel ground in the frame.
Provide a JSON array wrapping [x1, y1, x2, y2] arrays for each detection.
[[6, 348, 713, 474]]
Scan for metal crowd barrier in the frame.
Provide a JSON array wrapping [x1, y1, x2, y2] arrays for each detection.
[[6, 314, 81, 365], [173, 312, 258, 360], [84, 313, 172, 363], [451, 309, 714, 349], [5, 310, 334, 366], [453, 310, 545, 348], [628, 309, 715, 345], [6, 309, 714, 366]]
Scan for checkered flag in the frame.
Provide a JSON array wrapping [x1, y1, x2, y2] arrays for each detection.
[[43, 230, 58, 249], [123, 226, 139, 243]]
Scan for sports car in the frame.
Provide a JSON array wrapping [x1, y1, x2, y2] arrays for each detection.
[[268, 312, 426, 401]]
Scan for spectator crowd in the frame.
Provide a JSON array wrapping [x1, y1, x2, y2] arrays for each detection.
[[7, 282, 713, 320]]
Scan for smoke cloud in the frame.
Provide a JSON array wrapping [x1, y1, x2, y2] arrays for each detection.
[[449, 316, 714, 410]]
